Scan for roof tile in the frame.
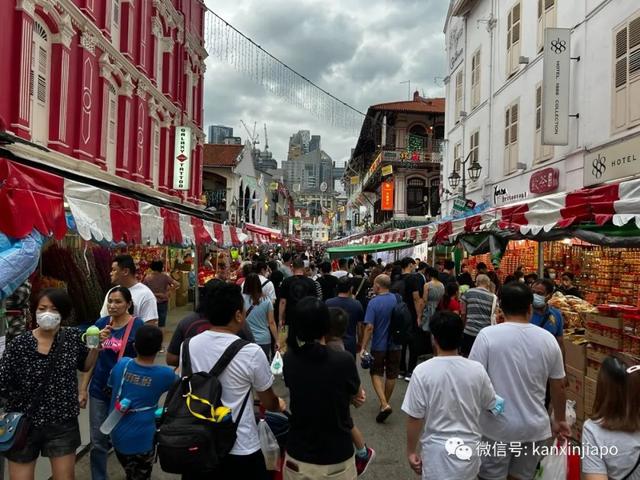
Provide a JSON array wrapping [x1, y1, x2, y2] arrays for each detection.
[[203, 144, 244, 167]]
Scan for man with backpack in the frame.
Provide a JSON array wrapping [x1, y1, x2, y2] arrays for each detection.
[[278, 258, 322, 327], [160, 283, 286, 479], [360, 274, 403, 424], [391, 257, 424, 380]]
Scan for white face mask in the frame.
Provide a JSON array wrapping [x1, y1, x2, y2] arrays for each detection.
[[36, 311, 61, 330]]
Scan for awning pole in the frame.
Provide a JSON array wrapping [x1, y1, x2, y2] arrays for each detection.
[[537, 241, 544, 278], [193, 247, 199, 312]]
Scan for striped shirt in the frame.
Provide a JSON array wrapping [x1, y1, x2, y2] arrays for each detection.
[[462, 287, 495, 336]]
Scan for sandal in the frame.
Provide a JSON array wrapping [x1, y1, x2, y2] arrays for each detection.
[[375, 406, 393, 423]]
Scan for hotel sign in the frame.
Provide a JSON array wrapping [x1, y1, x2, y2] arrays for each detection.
[[584, 136, 640, 186], [173, 126, 192, 190], [542, 28, 571, 145]]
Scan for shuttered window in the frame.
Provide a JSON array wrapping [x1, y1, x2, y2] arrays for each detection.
[[455, 70, 463, 122], [504, 101, 519, 174], [453, 142, 462, 173], [111, 0, 120, 49], [471, 49, 481, 109], [470, 130, 479, 164], [105, 84, 118, 174], [534, 84, 553, 162], [30, 21, 50, 146], [506, 2, 521, 78], [537, 0, 556, 53], [613, 14, 640, 132]]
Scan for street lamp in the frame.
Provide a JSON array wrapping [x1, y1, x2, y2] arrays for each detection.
[[448, 151, 483, 199]]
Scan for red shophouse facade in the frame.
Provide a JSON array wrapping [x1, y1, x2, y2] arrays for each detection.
[[0, 0, 206, 204]]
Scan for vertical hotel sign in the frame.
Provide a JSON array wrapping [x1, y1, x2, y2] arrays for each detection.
[[173, 126, 192, 190], [381, 180, 394, 211], [542, 28, 570, 145]]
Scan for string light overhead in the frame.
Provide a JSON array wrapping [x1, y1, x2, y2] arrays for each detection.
[[204, 9, 365, 132]]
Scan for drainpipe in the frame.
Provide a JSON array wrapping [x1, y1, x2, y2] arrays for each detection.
[[485, 0, 496, 201], [382, 115, 387, 148]]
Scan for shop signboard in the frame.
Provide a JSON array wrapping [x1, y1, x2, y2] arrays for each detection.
[[453, 197, 475, 212], [381, 181, 394, 211], [350, 176, 360, 185], [542, 28, 571, 145], [584, 135, 640, 186], [529, 167, 560, 194], [173, 126, 192, 190], [381, 165, 393, 177]]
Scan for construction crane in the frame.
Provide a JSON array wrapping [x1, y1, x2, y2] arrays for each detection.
[[263, 123, 269, 151], [240, 120, 260, 151]]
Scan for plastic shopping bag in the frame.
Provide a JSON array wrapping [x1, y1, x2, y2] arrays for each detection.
[[271, 351, 283, 376], [258, 418, 281, 471], [535, 440, 567, 480]]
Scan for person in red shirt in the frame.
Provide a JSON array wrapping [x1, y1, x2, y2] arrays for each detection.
[[439, 282, 461, 314]]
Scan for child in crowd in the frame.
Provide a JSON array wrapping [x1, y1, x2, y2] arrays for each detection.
[[582, 354, 640, 479], [327, 307, 375, 476], [402, 311, 498, 480], [107, 324, 177, 480]]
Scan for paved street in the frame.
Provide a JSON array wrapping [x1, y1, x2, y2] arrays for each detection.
[[66, 305, 415, 480]]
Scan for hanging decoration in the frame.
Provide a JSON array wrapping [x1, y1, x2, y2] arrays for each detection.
[[204, 10, 364, 132]]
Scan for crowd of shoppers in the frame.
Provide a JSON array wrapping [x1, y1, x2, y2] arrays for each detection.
[[0, 249, 636, 480]]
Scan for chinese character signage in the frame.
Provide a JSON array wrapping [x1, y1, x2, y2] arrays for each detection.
[[529, 167, 560, 194], [173, 126, 192, 190], [381, 180, 394, 211], [381, 165, 393, 177]]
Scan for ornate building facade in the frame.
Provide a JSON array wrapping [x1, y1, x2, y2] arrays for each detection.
[[0, 0, 206, 203]]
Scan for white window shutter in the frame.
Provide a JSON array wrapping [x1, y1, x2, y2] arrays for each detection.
[[537, 0, 544, 52], [506, 11, 512, 77], [614, 26, 629, 130], [30, 22, 50, 146], [628, 17, 640, 125], [504, 107, 511, 173], [511, 4, 521, 75], [510, 104, 519, 171]]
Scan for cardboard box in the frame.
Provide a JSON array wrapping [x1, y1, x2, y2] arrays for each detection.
[[586, 346, 611, 364], [572, 418, 584, 442], [586, 313, 623, 330], [566, 390, 584, 420], [584, 376, 597, 417], [565, 365, 585, 397], [587, 363, 601, 381], [564, 337, 587, 373], [587, 331, 623, 350]]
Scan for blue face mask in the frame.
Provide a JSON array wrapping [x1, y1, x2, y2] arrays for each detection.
[[533, 294, 547, 309]]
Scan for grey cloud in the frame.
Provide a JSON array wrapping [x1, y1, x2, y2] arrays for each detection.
[[203, 0, 448, 165]]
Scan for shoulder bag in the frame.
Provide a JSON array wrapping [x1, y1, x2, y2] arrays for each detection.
[[0, 331, 63, 452], [622, 452, 640, 480]]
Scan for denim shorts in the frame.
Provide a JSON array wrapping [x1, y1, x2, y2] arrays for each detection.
[[5, 418, 81, 463]]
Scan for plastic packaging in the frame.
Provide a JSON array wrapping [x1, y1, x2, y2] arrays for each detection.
[[100, 398, 131, 435], [271, 351, 283, 376], [360, 351, 373, 370], [490, 395, 505, 416], [258, 418, 281, 471], [535, 439, 568, 479], [566, 399, 577, 427]]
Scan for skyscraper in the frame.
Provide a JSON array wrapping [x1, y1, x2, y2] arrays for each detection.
[[208, 125, 234, 144]]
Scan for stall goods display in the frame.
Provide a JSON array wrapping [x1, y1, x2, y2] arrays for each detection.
[[548, 292, 597, 328], [579, 248, 640, 307]]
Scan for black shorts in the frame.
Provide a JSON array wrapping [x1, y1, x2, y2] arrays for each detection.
[[5, 418, 81, 463], [370, 349, 402, 378]]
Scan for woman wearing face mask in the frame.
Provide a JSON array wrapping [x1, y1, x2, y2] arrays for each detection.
[[79, 286, 144, 480], [0, 288, 99, 479]]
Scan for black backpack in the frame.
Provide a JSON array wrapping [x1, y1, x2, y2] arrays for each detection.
[[389, 293, 413, 345], [156, 338, 250, 474]]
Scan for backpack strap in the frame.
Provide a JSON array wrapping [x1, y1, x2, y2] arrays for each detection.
[[181, 337, 193, 377], [209, 338, 249, 377]]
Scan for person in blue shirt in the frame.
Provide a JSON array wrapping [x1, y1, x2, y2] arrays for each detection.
[[359, 274, 402, 424], [80, 286, 145, 480], [530, 279, 565, 358], [107, 324, 177, 480]]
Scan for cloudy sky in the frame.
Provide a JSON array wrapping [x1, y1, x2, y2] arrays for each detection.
[[202, 0, 449, 166]]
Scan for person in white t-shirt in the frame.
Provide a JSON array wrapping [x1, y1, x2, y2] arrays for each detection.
[[332, 258, 352, 279], [469, 282, 571, 480], [181, 282, 286, 478], [99, 255, 158, 324], [402, 311, 497, 480]]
